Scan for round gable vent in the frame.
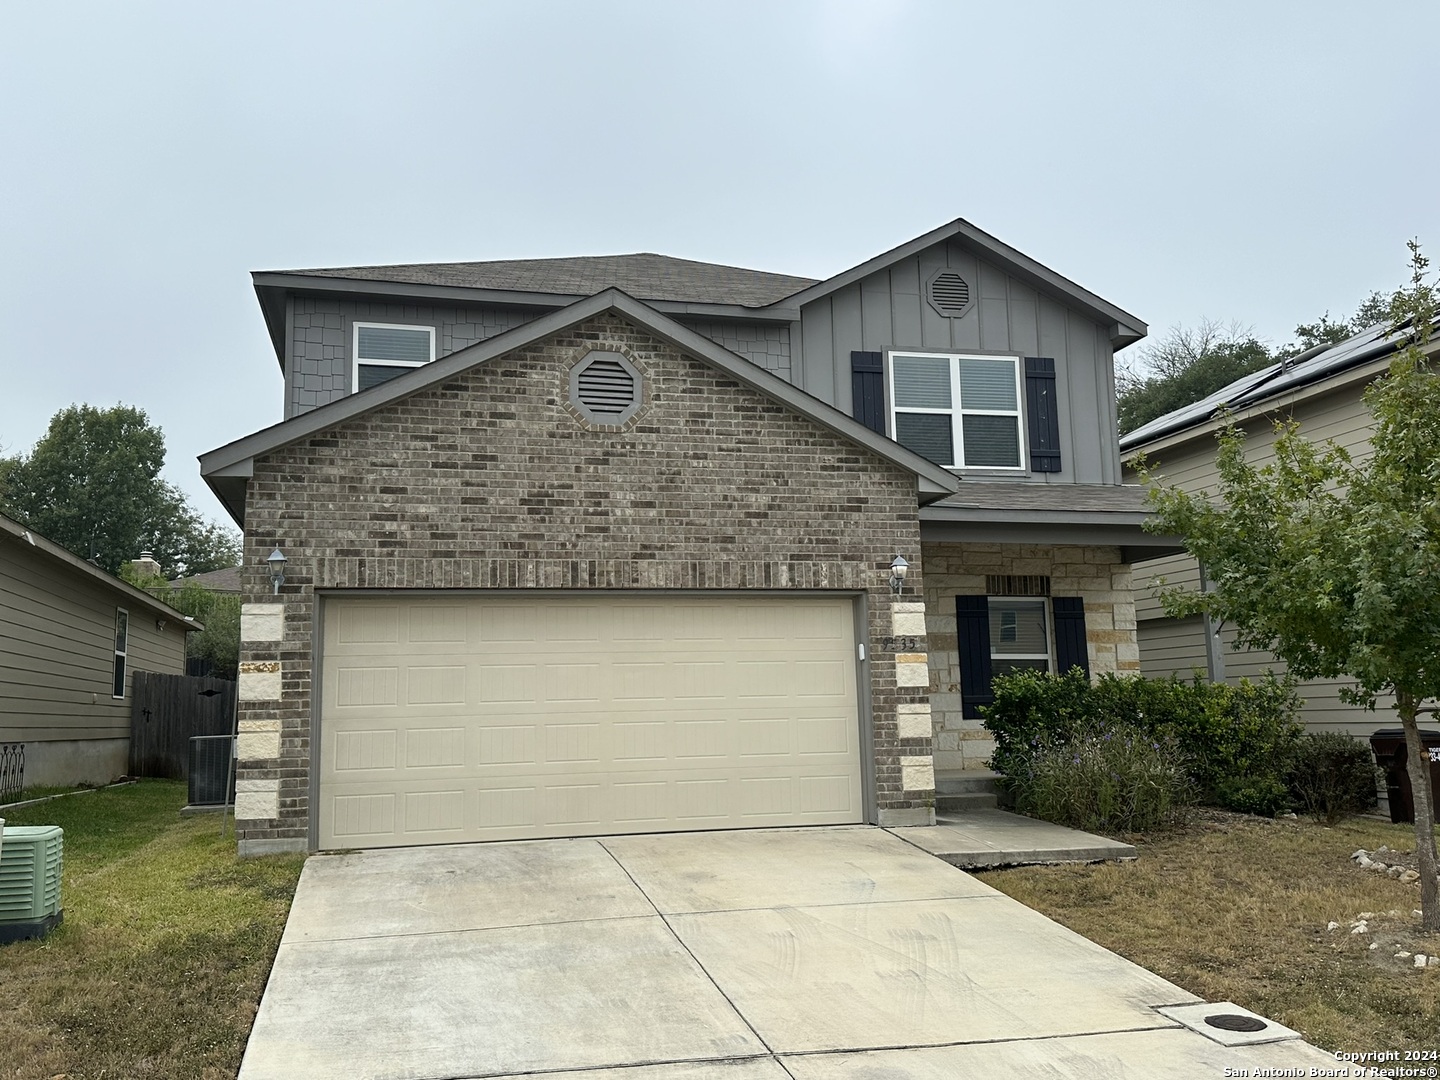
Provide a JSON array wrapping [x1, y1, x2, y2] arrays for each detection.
[[927, 270, 973, 318], [570, 351, 642, 424]]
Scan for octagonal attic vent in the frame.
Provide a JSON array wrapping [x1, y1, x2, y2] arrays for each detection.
[[570, 351, 642, 424], [926, 270, 973, 318]]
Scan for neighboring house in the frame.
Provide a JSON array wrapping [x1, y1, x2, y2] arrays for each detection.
[[169, 565, 242, 594], [200, 217, 1178, 856], [1121, 319, 1439, 740], [0, 514, 194, 787]]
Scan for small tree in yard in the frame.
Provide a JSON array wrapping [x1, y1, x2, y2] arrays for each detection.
[[1138, 240, 1440, 932]]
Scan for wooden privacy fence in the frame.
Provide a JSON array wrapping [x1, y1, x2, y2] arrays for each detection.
[[129, 672, 236, 779]]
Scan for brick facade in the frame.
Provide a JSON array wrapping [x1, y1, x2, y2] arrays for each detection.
[[236, 312, 932, 853], [921, 542, 1139, 774]]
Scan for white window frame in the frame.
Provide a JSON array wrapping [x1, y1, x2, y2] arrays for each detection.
[[352, 322, 436, 394], [987, 597, 1052, 675], [112, 608, 129, 699], [886, 351, 1027, 471]]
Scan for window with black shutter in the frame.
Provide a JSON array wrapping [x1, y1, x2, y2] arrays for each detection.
[[851, 351, 885, 434], [1024, 357, 1062, 473]]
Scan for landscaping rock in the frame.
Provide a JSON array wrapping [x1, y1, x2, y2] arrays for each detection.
[[1400, 870, 1421, 884], [1397, 951, 1412, 959], [1327, 921, 1339, 931], [1415, 954, 1429, 968]]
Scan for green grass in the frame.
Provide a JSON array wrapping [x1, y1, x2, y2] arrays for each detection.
[[976, 811, 1440, 1053], [0, 780, 303, 1080], [0, 783, 91, 807]]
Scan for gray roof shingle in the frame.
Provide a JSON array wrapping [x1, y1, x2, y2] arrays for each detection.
[[269, 253, 819, 308], [926, 483, 1152, 515]]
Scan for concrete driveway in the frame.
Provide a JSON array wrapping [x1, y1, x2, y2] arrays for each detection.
[[240, 826, 1339, 1079]]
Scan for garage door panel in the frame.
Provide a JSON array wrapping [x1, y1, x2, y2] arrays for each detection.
[[320, 595, 864, 848]]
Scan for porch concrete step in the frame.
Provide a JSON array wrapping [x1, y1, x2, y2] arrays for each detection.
[[935, 770, 1003, 813], [936, 791, 998, 812]]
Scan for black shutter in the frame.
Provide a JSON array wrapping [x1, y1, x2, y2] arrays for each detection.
[[956, 595, 994, 719], [1024, 357, 1061, 473], [851, 351, 885, 435], [1053, 596, 1089, 678]]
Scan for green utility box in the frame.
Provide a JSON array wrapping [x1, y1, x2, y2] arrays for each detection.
[[0, 824, 64, 943]]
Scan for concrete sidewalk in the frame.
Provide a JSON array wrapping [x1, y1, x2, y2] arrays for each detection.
[[889, 807, 1139, 868], [240, 826, 1337, 1080]]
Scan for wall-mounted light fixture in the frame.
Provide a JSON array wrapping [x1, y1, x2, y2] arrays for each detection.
[[267, 548, 288, 595], [155, 618, 166, 632], [889, 553, 909, 595]]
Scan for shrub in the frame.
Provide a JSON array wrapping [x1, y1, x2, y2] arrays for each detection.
[[1213, 774, 1291, 817], [984, 669, 1304, 818], [1011, 720, 1193, 832], [1286, 731, 1383, 824]]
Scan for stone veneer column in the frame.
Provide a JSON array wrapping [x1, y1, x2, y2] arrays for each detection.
[[235, 602, 286, 843], [884, 598, 935, 826]]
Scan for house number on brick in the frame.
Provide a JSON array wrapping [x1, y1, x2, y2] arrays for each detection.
[[882, 636, 921, 652]]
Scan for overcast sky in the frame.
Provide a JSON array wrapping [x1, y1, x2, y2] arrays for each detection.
[[3, 1, 1437, 529]]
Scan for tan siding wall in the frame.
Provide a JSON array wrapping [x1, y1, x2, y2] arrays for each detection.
[[1127, 376, 1392, 737], [1137, 615, 1208, 679], [0, 539, 188, 742]]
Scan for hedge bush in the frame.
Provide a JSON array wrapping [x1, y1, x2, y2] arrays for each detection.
[[1010, 720, 1193, 832], [1286, 731, 1382, 825], [984, 668, 1303, 817]]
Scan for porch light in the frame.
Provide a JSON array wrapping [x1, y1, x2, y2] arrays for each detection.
[[889, 554, 909, 595], [267, 548, 288, 595]]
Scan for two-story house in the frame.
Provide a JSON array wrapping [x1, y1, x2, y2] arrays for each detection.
[[200, 217, 1176, 855]]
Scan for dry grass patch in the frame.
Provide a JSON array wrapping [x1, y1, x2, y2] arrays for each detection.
[[0, 780, 303, 1080], [976, 809, 1440, 1053]]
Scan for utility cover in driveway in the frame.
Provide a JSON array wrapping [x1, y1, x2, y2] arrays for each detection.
[[318, 594, 863, 848]]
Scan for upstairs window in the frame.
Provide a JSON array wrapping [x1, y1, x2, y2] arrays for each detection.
[[112, 609, 129, 699], [354, 323, 436, 392], [888, 352, 1024, 470]]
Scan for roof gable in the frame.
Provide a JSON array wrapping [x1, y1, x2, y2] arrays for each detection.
[[202, 289, 959, 526], [779, 219, 1147, 349]]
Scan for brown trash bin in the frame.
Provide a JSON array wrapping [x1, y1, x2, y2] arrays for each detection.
[[1369, 728, 1440, 824]]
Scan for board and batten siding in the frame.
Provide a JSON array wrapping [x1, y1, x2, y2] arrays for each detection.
[[1126, 370, 1393, 738], [794, 239, 1122, 485], [0, 539, 187, 743]]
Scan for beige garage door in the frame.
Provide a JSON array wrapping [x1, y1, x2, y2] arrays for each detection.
[[318, 594, 863, 849]]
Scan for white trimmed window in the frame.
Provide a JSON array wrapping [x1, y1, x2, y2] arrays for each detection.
[[988, 597, 1050, 678], [353, 323, 436, 392], [888, 352, 1025, 469], [112, 609, 129, 699]]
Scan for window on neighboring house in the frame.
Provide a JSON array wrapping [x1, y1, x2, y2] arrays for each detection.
[[988, 597, 1051, 677], [112, 609, 129, 699], [353, 323, 436, 392], [888, 352, 1024, 469]]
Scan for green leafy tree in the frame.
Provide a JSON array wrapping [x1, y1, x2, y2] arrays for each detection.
[[118, 569, 241, 679], [1282, 290, 1396, 358], [1138, 241, 1440, 931], [1117, 322, 1274, 435], [0, 404, 239, 576]]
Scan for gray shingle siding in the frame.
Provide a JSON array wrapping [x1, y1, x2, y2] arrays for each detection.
[[286, 298, 542, 417], [287, 299, 795, 416], [679, 318, 792, 381]]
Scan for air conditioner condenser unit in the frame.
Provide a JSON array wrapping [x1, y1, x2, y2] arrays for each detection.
[[0, 824, 63, 943]]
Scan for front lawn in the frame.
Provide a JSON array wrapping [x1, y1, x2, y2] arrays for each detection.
[[0, 780, 303, 1080], [977, 810, 1440, 1053]]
